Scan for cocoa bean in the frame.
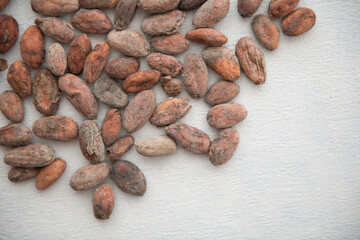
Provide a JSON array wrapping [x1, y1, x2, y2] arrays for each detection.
[[93, 184, 114, 220], [36, 158, 66, 190], [69, 163, 109, 191], [83, 41, 110, 84], [105, 57, 139, 80], [0, 58, 7, 71], [93, 78, 128, 108], [0, 14, 18, 54], [101, 109, 121, 146], [79, 0, 120, 8], [20, 26, 45, 69], [147, 53, 183, 77], [31, 0, 79, 16], [71, 9, 112, 34], [152, 33, 189, 55], [268, 0, 299, 18], [238, 0, 263, 18], [141, 10, 186, 36], [35, 17, 75, 43], [282, 7, 316, 36], [252, 14, 279, 51], [209, 128, 239, 166], [0, 0, 9, 10], [135, 136, 177, 157], [186, 28, 228, 46], [0, 123, 32, 147], [7, 61, 31, 99], [114, 0, 137, 31], [79, 120, 105, 164], [205, 80, 240, 106], [67, 34, 92, 75], [139, 0, 180, 13], [207, 103, 247, 129], [47, 43, 67, 77], [179, 0, 207, 11], [182, 53, 208, 98], [193, 0, 230, 28], [122, 70, 161, 93], [8, 167, 39, 183], [0, 90, 24, 123], [160, 76, 182, 97], [106, 136, 134, 161]]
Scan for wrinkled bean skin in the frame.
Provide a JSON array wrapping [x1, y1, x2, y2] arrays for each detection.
[[20, 26, 45, 69], [122, 70, 161, 93], [193, 0, 230, 28], [93, 78, 128, 108], [8, 167, 40, 183], [93, 184, 115, 220], [147, 53, 183, 77], [141, 10, 186, 36], [205, 80, 240, 106], [0, 14, 19, 54], [35, 17, 75, 43], [207, 103, 247, 129], [105, 57, 139, 80], [7, 61, 31, 99], [106, 136, 134, 161], [69, 163, 109, 191], [79, 120, 105, 164], [252, 14, 280, 51], [0, 90, 24, 122], [101, 109, 122, 146], [282, 8, 316, 36], [67, 34, 92, 75], [152, 33, 189, 55], [139, 0, 180, 14], [31, 0, 79, 16], [150, 98, 191, 127], [160, 76, 182, 97], [182, 53, 208, 98], [114, 0, 137, 31], [0, 123, 32, 147], [83, 41, 110, 84], [209, 128, 239, 166], [71, 9, 113, 34], [47, 43, 67, 77]]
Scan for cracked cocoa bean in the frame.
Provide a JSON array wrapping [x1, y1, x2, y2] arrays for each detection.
[[160, 76, 182, 97], [0, 90, 24, 122], [79, 120, 105, 164]]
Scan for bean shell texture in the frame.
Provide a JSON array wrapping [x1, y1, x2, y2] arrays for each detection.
[[114, 0, 137, 31], [101, 109, 122, 146], [47, 43, 67, 76], [105, 57, 139, 80], [238, 0, 263, 18], [0, 90, 24, 122], [141, 10, 186, 36], [7, 60, 31, 98], [83, 41, 110, 84], [0, 123, 32, 147], [205, 80, 240, 106], [71, 9, 113, 34], [8, 167, 40, 183], [0, 14, 19, 54], [93, 78, 128, 108], [0, 0, 10, 10], [69, 163, 109, 191], [186, 28, 228, 46], [122, 70, 161, 93], [207, 103, 247, 129], [182, 53, 208, 98], [79, 120, 105, 164], [31, 0, 79, 16], [107, 136, 134, 161], [36, 158, 66, 190], [93, 184, 115, 220], [79, 0, 120, 8], [35, 17, 75, 43], [193, 0, 230, 28], [252, 14, 280, 51], [179, 0, 207, 11], [67, 34, 92, 75], [282, 7, 316, 36], [151, 33, 189, 55], [139, 0, 180, 13], [209, 128, 239, 166], [147, 53, 183, 77], [135, 136, 177, 157], [20, 26, 45, 69], [160, 76, 182, 97], [268, 0, 300, 18]]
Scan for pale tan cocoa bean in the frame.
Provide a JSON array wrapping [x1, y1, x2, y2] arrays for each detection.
[[141, 10, 186, 36], [93, 78, 128, 108], [205, 80, 240, 106], [79, 120, 105, 164], [67, 34, 92, 75], [0, 14, 19, 54], [31, 0, 79, 16], [160, 76, 182, 97], [35, 17, 75, 43], [101, 109, 121, 146], [139, 0, 180, 13], [93, 184, 115, 220], [47, 43, 67, 77], [207, 103, 247, 129], [182, 53, 208, 98], [114, 0, 137, 31], [20, 26, 45, 69], [36, 158, 66, 190], [69, 163, 109, 191], [209, 128, 239, 166], [282, 8, 316, 36], [252, 14, 279, 51], [0, 123, 32, 147], [122, 70, 161, 93], [71, 9, 112, 34], [0, 90, 24, 122], [106, 136, 134, 161], [8, 167, 40, 183], [152, 33, 189, 55], [193, 0, 230, 28], [105, 57, 139, 80], [83, 41, 110, 84], [135, 136, 177, 157], [147, 53, 183, 77]]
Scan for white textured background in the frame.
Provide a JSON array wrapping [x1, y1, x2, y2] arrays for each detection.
[[1, 0, 360, 239]]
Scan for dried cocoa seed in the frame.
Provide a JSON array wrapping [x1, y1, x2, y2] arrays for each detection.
[[114, 0, 137, 31], [69, 163, 109, 191], [107, 29, 150, 58], [8, 167, 40, 183], [185, 28, 228, 46], [123, 90, 156, 133], [151, 33, 189, 55], [79, 120, 105, 164], [165, 122, 211, 154], [110, 160, 146, 196], [67, 34, 92, 75], [106, 136, 134, 161], [35, 17, 75, 43], [47, 43, 67, 77], [59, 74, 98, 119], [0, 14, 18, 54], [141, 10, 186, 36], [32, 68, 61, 116], [282, 8, 316, 36], [93, 184, 114, 220], [160, 76, 182, 97], [182, 53, 208, 98], [268, 0, 299, 18], [36, 158, 66, 190], [209, 128, 239, 166], [0, 123, 32, 147], [0, 58, 7, 71], [105, 57, 139, 80], [205, 80, 240, 106], [101, 109, 121, 146], [135, 136, 177, 157], [0, 90, 24, 123], [7, 61, 31, 99], [4, 143, 55, 168], [236, 37, 266, 85], [207, 103, 247, 129], [139, 0, 180, 14], [83, 41, 110, 84], [20, 26, 45, 69], [150, 97, 191, 127], [193, 0, 230, 28], [31, 0, 79, 16], [122, 70, 161, 93], [79, 0, 120, 8], [71, 9, 113, 34], [179, 0, 207, 11], [238, 0, 263, 18], [147, 53, 183, 77], [0, 0, 9, 10], [252, 14, 280, 51], [93, 78, 128, 108], [32, 116, 79, 142]]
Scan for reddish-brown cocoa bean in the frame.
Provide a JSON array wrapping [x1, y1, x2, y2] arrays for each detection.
[[32, 68, 61, 116], [160, 76, 182, 97], [79, 0, 120, 8], [209, 128, 239, 166], [122, 70, 161, 93], [0, 14, 18, 54], [93, 184, 115, 220], [0, 0, 9, 10], [186, 28, 228, 46], [139, 0, 180, 13], [147, 53, 183, 77], [0, 90, 24, 122], [205, 80, 240, 106], [135, 136, 177, 157], [31, 0, 79, 16], [282, 8, 316, 36], [105, 57, 139, 80], [67, 34, 92, 75], [101, 109, 121, 146], [123, 90, 156, 133], [106, 136, 134, 161], [268, 0, 299, 18], [152, 33, 189, 55], [7, 61, 31, 99], [8, 167, 40, 183], [0, 58, 7, 71], [79, 120, 105, 164], [47, 43, 67, 77], [179, 0, 207, 11], [114, 0, 137, 31], [20, 26, 45, 69], [83, 41, 110, 84], [193, 0, 230, 28], [36, 158, 66, 190], [71, 9, 113, 34], [0, 123, 32, 147], [59, 74, 98, 119], [110, 160, 146, 196], [238, 0, 263, 18], [182, 53, 208, 98], [69, 163, 109, 191], [252, 14, 280, 51], [151, 98, 191, 127], [141, 10, 186, 36], [207, 103, 247, 129], [93, 78, 128, 108], [35, 17, 75, 43]]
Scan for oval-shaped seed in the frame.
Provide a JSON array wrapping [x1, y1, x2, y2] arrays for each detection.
[[209, 128, 239, 166], [7, 61, 31, 99], [165, 122, 211, 154], [83, 41, 110, 84], [122, 70, 161, 93], [71, 9, 112, 34], [182, 53, 208, 98], [205, 80, 240, 106], [32, 116, 79, 142], [4, 143, 55, 168], [0, 123, 32, 147], [0, 90, 24, 122], [282, 7, 316, 36], [193, 0, 230, 28], [207, 103, 247, 129], [141, 10, 186, 36], [0, 14, 19, 54], [268, 0, 299, 18], [93, 78, 128, 108], [110, 160, 146, 196], [252, 14, 279, 51], [35, 17, 75, 43], [8, 167, 40, 183], [93, 184, 115, 220], [69, 163, 109, 191], [67, 34, 92, 75], [31, 0, 79, 16], [139, 0, 180, 13], [238, 0, 263, 18], [106, 136, 134, 161], [105, 57, 139, 80], [186, 28, 228, 46], [160, 76, 182, 97], [20, 26, 45, 69], [101, 109, 121, 146], [152, 33, 189, 55], [135, 136, 177, 157], [0, 0, 9, 10], [47, 43, 67, 77], [79, 0, 119, 8], [79, 120, 105, 164], [114, 0, 137, 31], [147, 53, 183, 77], [179, 0, 207, 11], [36, 158, 66, 190]]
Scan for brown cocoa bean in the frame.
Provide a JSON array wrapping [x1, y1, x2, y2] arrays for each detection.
[[32, 68, 61, 116], [20, 26, 45, 69], [110, 160, 146, 196], [0, 0, 9, 10], [0, 90, 24, 122], [186, 28, 228, 46], [107, 29, 150, 58], [152, 33, 189, 55], [59, 74, 98, 119], [205, 80, 240, 106], [36, 158, 66, 190], [139, 0, 180, 13], [193, 0, 230, 28], [122, 70, 161, 93], [150, 97, 191, 127], [83, 41, 110, 84], [209, 128, 239, 166], [0, 14, 18, 54], [105, 57, 139, 80], [47, 43, 67, 77], [282, 8, 316, 36], [141, 10, 186, 36], [114, 0, 137, 31], [7, 61, 31, 99], [123, 90, 156, 133], [79, 0, 119, 8], [71, 9, 112, 34], [4, 143, 55, 168], [35, 17, 75, 43], [207, 103, 247, 129], [268, 0, 299, 18], [238, 0, 263, 18], [106, 136, 134, 161], [93, 184, 114, 220], [179, 0, 207, 11], [165, 122, 210, 154], [147, 53, 183, 77], [0, 123, 32, 147], [93, 78, 128, 108], [8, 167, 40, 183], [32, 116, 79, 142], [101, 109, 121, 146], [67, 34, 92, 75], [0, 58, 7, 71], [236, 37, 266, 85], [252, 14, 279, 51], [160, 76, 182, 97], [135, 136, 177, 157], [69, 163, 109, 191], [182, 53, 208, 98], [31, 0, 79, 16], [79, 120, 105, 164]]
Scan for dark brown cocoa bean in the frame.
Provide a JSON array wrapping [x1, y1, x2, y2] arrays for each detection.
[[93, 78, 128, 108], [79, 0, 120, 8], [36, 158, 66, 190], [209, 128, 239, 166], [139, 0, 180, 13], [182, 53, 208, 98], [71, 9, 112, 34], [47, 43, 67, 77], [0, 123, 32, 147], [101, 109, 121, 146], [93, 184, 115, 220], [193, 0, 230, 28], [252, 14, 280, 51], [268, 0, 299, 18], [106, 136, 134, 161], [83, 41, 110, 84], [147, 53, 183, 77], [238, 0, 263, 18], [35, 17, 75, 43], [160, 76, 182, 97], [114, 0, 137, 31], [186, 28, 228, 46], [122, 70, 161, 93], [20, 26, 45, 69], [0, 14, 18, 54], [0, 90, 24, 122], [141, 10, 186, 36], [207, 103, 247, 129], [67, 34, 92, 75], [8, 167, 40, 183], [69, 163, 109, 191], [179, 0, 207, 11], [79, 120, 105, 164], [205, 80, 240, 106], [31, 0, 79, 16], [152, 33, 189, 55], [282, 8, 316, 36], [105, 57, 139, 80]]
